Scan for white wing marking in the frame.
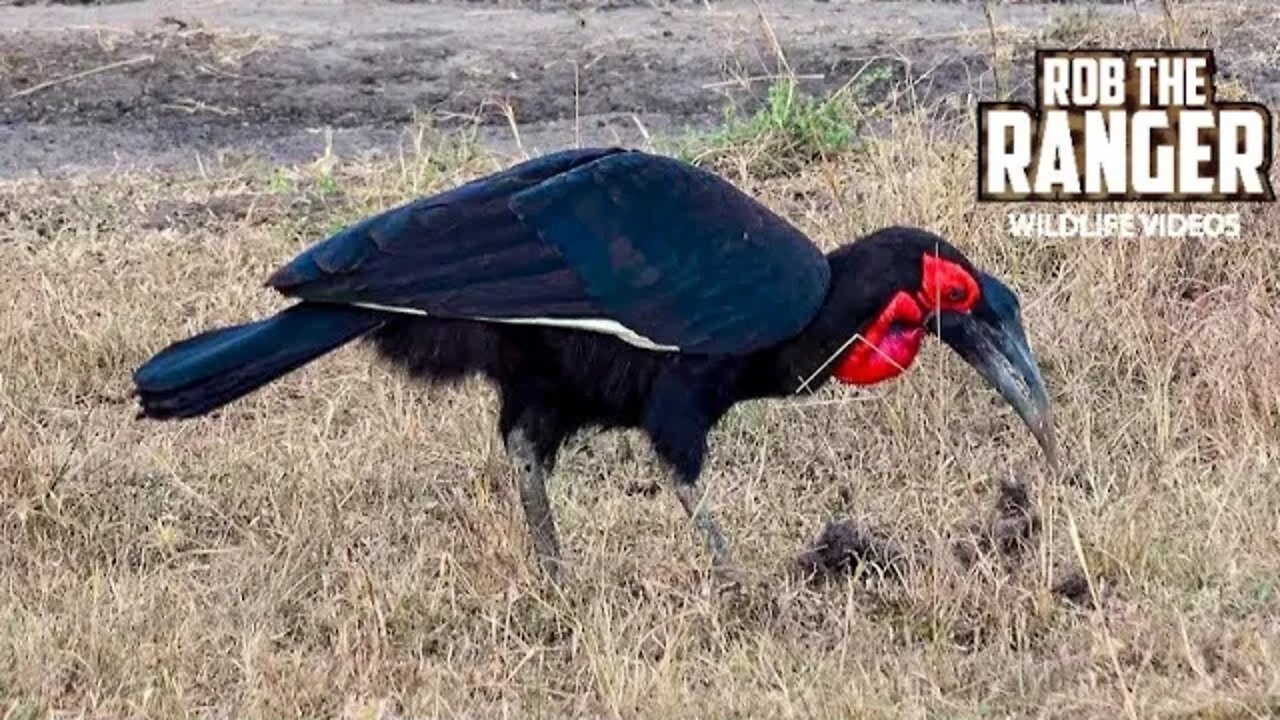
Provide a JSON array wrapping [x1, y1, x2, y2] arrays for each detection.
[[346, 302, 681, 352]]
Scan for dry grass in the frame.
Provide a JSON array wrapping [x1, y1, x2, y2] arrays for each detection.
[[4, 52, 1280, 720]]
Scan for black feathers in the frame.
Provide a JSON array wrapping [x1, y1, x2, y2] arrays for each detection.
[[133, 303, 384, 419], [268, 149, 618, 321], [509, 151, 829, 353], [127, 146, 1048, 580], [132, 151, 964, 479], [267, 148, 829, 354]]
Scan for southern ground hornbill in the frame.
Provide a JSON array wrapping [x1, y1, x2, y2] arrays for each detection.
[[134, 148, 1056, 582]]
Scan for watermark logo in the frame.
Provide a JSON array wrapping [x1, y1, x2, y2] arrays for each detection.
[[978, 50, 1274, 203]]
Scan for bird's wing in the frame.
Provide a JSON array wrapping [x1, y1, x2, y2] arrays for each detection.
[[508, 151, 830, 354], [268, 149, 830, 354], [268, 148, 617, 320]]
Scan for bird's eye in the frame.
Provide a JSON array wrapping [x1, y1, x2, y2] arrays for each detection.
[[946, 286, 967, 303]]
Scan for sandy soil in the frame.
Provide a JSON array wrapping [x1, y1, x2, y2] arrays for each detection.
[[0, 0, 1175, 178]]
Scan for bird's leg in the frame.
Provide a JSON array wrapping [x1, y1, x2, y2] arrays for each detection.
[[643, 370, 742, 586], [504, 426, 565, 584], [673, 477, 744, 592], [672, 480, 733, 571]]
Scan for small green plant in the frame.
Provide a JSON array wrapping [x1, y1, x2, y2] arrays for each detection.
[[677, 78, 859, 177], [315, 173, 341, 196], [266, 168, 297, 194]]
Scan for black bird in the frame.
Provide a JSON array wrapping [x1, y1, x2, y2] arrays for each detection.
[[134, 148, 1056, 581]]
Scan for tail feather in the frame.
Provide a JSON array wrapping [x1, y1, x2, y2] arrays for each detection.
[[133, 303, 384, 419]]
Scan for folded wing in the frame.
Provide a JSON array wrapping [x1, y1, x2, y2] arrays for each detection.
[[268, 148, 830, 355]]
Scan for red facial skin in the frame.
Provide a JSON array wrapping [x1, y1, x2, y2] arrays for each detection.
[[834, 254, 981, 385]]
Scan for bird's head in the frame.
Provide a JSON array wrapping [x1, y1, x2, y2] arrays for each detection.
[[794, 226, 1056, 466]]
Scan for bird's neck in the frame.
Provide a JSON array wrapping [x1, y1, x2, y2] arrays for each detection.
[[740, 293, 916, 399], [737, 333, 843, 399]]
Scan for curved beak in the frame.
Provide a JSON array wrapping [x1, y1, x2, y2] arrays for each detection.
[[930, 273, 1058, 469]]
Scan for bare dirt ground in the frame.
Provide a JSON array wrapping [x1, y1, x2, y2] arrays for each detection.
[[6, 0, 1258, 178], [4, 1, 1280, 719]]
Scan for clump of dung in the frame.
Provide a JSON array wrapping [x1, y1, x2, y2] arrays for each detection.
[[1050, 570, 1098, 607], [796, 478, 1108, 608], [952, 478, 1108, 608], [953, 476, 1042, 567], [795, 519, 914, 584]]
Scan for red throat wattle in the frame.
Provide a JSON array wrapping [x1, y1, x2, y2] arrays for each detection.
[[832, 254, 980, 386], [833, 290, 926, 385]]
